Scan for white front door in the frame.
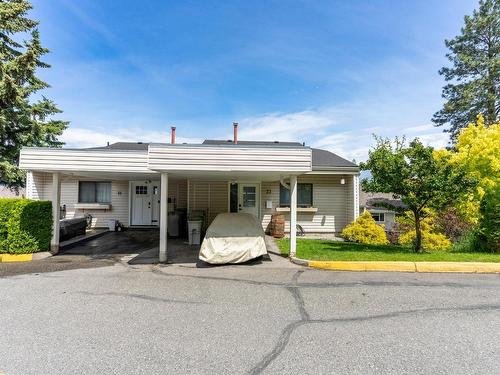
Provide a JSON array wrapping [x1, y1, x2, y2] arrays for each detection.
[[238, 183, 259, 218], [131, 181, 153, 225]]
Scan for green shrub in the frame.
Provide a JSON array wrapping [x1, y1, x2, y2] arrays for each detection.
[[0, 199, 52, 254], [341, 211, 389, 245], [478, 187, 500, 252], [452, 229, 487, 253]]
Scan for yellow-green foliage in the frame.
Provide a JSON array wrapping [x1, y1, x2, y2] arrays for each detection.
[[398, 212, 452, 252], [436, 115, 500, 223], [342, 211, 389, 245]]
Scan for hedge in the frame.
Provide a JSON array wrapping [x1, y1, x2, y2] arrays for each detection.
[[479, 187, 500, 253], [0, 199, 52, 254]]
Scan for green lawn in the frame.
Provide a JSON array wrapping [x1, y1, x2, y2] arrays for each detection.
[[277, 239, 500, 262]]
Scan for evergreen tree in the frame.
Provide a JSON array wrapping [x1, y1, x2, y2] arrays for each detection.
[[0, 0, 68, 187], [433, 0, 499, 140]]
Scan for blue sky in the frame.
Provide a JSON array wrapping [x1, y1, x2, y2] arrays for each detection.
[[31, 0, 476, 161]]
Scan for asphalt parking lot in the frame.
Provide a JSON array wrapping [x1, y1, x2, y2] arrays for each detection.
[[1, 250, 500, 374]]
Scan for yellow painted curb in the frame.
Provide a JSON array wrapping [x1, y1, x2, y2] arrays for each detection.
[[0, 253, 33, 263], [303, 259, 500, 273], [308, 260, 416, 272], [415, 262, 500, 273]]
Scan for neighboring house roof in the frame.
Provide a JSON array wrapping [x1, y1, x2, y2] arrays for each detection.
[[85, 141, 358, 169], [0, 184, 25, 198], [359, 191, 406, 212]]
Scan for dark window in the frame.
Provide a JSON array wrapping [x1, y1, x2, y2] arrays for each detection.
[[78, 181, 111, 203], [135, 185, 148, 195], [229, 183, 238, 213], [280, 183, 313, 207], [371, 213, 385, 222]]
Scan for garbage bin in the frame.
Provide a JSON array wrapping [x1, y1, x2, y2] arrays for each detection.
[[168, 213, 180, 237], [108, 219, 117, 231], [188, 220, 202, 245]]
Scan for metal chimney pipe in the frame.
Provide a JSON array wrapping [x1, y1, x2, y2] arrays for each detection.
[[233, 122, 238, 144], [171, 126, 176, 144]]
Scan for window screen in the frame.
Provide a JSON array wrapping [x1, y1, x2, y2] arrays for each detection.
[[79, 182, 111, 203]]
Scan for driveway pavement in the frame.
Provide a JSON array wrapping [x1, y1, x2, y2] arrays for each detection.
[[1, 235, 499, 374], [0, 231, 294, 277]]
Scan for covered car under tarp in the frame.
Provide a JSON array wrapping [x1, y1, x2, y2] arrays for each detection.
[[199, 213, 268, 264]]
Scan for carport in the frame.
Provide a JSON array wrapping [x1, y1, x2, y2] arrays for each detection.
[[20, 141, 314, 263]]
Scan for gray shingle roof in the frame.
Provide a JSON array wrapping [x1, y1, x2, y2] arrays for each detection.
[[359, 191, 406, 211], [202, 139, 304, 146], [311, 148, 357, 168], [85, 141, 358, 169], [85, 142, 149, 151]]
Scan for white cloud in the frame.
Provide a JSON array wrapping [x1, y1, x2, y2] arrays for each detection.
[[236, 109, 336, 142], [234, 106, 452, 163]]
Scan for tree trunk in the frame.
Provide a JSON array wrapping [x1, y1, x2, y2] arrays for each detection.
[[414, 211, 423, 253], [486, 36, 497, 125]]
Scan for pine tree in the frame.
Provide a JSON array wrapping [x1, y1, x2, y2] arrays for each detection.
[[0, 0, 68, 187], [433, 0, 499, 140]]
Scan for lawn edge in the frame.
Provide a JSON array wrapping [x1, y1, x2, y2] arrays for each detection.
[[290, 257, 500, 273]]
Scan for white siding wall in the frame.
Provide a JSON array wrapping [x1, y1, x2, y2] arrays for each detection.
[[20, 148, 149, 173], [29, 171, 52, 200], [29, 172, 355, 233], [168, 179, 187, 209], [30, 172, 129, 228], [187, 180, 228, 227], [261, 175, 355, 234], [148, 145, 312, 172]]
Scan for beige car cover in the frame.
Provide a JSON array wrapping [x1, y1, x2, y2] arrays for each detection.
[[199, 213, 268, 264]]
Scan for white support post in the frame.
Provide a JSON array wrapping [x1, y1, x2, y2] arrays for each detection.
[[290, 175, 297, 258], [353, 174, 360, 221], [26, 170, 34, 199], [51, 172, 61, 253], [159, 173, 169, 263]]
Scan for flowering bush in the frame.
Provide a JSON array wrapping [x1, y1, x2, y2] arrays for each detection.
[[341, 211, 389, 245]]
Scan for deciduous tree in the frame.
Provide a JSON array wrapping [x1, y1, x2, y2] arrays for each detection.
[[360, 137, 475, 252], [437, 114, 500, 222]]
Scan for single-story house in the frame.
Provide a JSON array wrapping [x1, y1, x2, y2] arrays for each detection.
[[359, 191, 405, 230], [18, 124, 360, 261]]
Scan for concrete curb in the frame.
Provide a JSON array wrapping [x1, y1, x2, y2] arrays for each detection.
[[32, 251, 53, 261], [290, 257, 500, 273], [0, 251, 53, 263]]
